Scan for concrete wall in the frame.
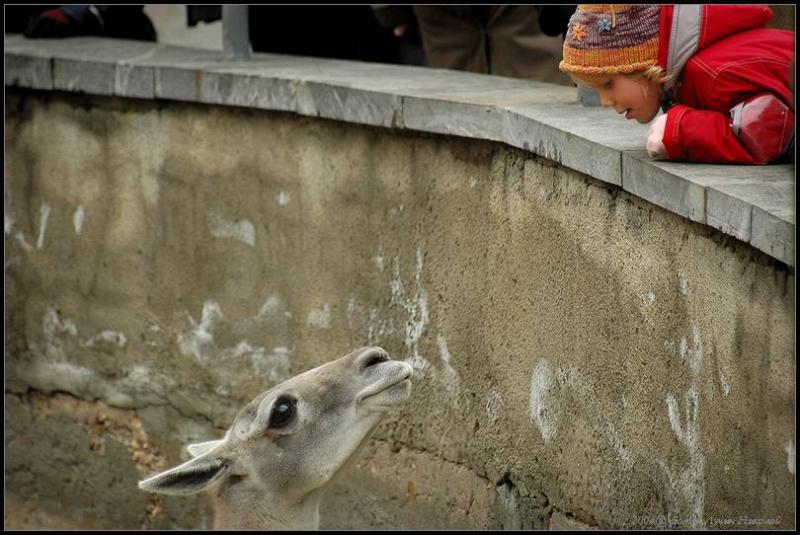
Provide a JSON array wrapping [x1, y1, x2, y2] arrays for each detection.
[[4, 91, 795, 530]]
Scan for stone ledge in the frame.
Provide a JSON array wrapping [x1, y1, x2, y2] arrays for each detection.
[[4, 35, 794, 267]]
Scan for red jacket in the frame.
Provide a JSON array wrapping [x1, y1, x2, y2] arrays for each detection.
[[658, 5, 795, 164]]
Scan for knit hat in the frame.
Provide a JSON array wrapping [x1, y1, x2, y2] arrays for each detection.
[[559, 5, 660, 76]]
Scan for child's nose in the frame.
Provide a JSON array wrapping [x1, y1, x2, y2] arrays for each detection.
[[599, 93, 614, 107]]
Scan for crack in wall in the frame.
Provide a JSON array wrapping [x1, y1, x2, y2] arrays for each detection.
[[367, 437, 601, 529]]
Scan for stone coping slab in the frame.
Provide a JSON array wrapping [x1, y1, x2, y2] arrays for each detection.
[[4, 35, 795, 266]]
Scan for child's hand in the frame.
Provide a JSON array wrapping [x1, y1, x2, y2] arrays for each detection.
[[646, 114, 668, 158]]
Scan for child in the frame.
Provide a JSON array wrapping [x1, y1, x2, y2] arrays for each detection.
[[559, 5, 795, 165]]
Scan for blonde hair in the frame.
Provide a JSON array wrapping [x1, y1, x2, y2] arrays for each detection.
[[569, 65, 673, 90]]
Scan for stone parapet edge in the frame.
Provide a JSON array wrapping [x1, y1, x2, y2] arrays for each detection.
[[4, 35, 794, 267]]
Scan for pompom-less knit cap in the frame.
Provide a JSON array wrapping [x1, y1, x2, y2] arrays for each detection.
[[559, 5, 660, 76]]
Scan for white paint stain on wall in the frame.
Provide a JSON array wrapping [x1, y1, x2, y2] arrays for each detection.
[[14, 232, 34, 253], [345, 248, 434, 376], [436, 334, 461, 401], [605, 421, 634, 470], [662, 386, 705, 528], [346, 300, 388, 341], [391, 249, 431, 372], [666, 393, 685, 443], [122, 364, 169, 394], [375, 252, 385, 273], [667, 326, 704, 377], [307, 304, 332, 329], [5, 214, 21, 265], [43, 307, 78, 340], [718, 370, 731, 397], [250, 346, 292, 382], [223, 341, 291, 382], [529, 359, 635, 470], [256, 295, 283, 321], [529, 359, 560, 443], [81, 330, 128, 349], [223, 339, 268, 362], [207, 213, 256, 247], [678, 272, 689, 296], [179, 300, 223, 360], [495, 481, 521, 529], [276, 191, 290, 206], [26, 307, 181, 409], [73, 206, 85, 235], [367, 307, 395, 346], [39, 307, 79, 361], [34, 359, 96, 395], [785, 441, 795, 475], [17, 356, 179, 409], [662, 324, 706, 528], [346, 299, 359, 329], [177, 300, 291, 382], [683, 327, 704, 375], [485, 389, 503, 423], [36, 203, 51, 250]]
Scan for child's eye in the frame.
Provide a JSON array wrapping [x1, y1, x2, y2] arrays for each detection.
[[603, 79, 614, 89]]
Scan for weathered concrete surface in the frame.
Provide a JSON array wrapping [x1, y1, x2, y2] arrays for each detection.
[[4, 391, 214, 529], [4, 92, 795, 530]]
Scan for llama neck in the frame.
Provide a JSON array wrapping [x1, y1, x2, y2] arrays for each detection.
[[213, 485, 322, 530]]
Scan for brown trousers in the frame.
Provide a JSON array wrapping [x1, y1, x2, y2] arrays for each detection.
[[413, 5, 573, 85]]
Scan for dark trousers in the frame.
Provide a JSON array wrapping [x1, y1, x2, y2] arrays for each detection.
[[413, 5, 573, 85]]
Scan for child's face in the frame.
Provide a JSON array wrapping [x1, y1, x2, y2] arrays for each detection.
[[582, 74, 661, 124]]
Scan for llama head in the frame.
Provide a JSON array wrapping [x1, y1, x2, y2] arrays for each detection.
[[138, 347, 413, 500]]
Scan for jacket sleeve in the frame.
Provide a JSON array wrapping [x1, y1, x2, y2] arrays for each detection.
[[662, 95, 794, 164]]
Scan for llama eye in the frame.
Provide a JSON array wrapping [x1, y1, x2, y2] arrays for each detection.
[[268, 396, 296, 429]]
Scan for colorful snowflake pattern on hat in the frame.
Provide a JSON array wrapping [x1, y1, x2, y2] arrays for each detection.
[[570, 22, 587, 41], [560, 5, 660, 76]]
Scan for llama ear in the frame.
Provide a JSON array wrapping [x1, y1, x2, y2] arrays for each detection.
[[138, 453, 229, 496], [187, 439, 225, 458]]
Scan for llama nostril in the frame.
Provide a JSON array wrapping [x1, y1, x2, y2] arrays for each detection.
[[402, 362, 414, 379], [363, 353, 389, 369]]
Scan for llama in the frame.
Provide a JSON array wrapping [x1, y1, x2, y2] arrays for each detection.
[[138, 346, 413, 529]]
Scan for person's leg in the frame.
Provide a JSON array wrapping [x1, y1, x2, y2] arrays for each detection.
[[97, 6, 157, 42], [486, 6, 573, 84], [412, 6, 488, 73]]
